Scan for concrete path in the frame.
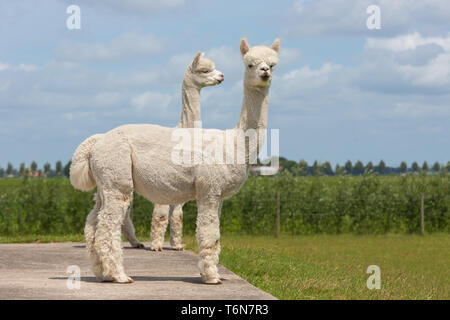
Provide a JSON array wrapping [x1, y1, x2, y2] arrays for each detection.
[[0, 242, 276, 300]]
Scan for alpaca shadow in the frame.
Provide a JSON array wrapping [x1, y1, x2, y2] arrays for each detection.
[[72, 245, 86, 249], [50, 276, 227, 285]]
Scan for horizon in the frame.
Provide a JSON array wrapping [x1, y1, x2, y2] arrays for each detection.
[[1, 1, 449, 168]]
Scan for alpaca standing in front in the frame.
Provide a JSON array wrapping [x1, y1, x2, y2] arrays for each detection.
[[72, 52, 224, 251], [150, 52, 224, 251], [70, 37, 279, 284]]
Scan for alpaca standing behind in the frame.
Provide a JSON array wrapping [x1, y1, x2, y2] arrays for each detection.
[[150, 52, 224, 251], [71, 52, 224, 251], [70, 38, 279, 284]]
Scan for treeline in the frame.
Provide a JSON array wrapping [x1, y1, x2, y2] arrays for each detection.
[[0, 160, 72, 178], [275, 158, 450, 176], [1, 158, 450, 178]]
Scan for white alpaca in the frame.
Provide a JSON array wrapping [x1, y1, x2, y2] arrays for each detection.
[[150, 52, 224, 251], [70, 38, 279, 284], [72, 52, 224, 251]]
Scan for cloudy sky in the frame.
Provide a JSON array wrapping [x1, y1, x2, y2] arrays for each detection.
[[1, 0, 449, 169]]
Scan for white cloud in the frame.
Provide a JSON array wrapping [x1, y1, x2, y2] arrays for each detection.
[[61, 0, 190, 16], [131, 91, 172, 111], [56, 32, 164, 63], [286, 0, 450, 36], [366, 32, 450, 52]]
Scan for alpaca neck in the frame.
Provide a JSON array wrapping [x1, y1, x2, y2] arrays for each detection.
[[236, 84, 270, 165], [236, 85, 269, 131], [178, 80, 201, 128]]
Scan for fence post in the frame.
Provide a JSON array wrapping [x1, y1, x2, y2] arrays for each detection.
[[276, 191, 280, 238], [420, 193, 425, 236]]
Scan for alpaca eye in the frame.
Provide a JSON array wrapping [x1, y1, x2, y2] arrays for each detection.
[[202, 70, 209, 73], [248, 64, 253, 68]]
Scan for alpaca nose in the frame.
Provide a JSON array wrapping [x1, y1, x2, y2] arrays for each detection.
[[260, 66, 269, 72]]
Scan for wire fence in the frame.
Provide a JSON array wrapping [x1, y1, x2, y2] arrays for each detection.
[[0, 175, 449, 236]]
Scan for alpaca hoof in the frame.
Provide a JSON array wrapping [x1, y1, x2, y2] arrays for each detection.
[[150, 244, 163, 251], [172, 244, 185, 251], [133, 242, 145, 249], [112, 275, 134, 283], [204, 278, 222, 285]]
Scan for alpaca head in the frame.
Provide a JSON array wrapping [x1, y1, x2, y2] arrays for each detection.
[[240, 38, 280, 88], [185, 52, 224, 88]]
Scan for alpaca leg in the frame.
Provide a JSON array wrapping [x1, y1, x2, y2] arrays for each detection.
[[94, 189, 133, 283], [169, 204, 185, 250], [150, 204, 170, 251], [122, 199, 145, 248], [196, 196, 222, 284], [84, 192, 105, 280]]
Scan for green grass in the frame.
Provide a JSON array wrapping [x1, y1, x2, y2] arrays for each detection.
[[0, 234, 84, 243], [184, 234, 450, 300]]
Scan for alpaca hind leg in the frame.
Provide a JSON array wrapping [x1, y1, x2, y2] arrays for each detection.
[[94, 189, 134, 283], [196, 197, 222, 284], [169, 204, 185, 250], [122, 199, 145, 248], [84, 192, 106, 280], [150, 204, 170, 251]]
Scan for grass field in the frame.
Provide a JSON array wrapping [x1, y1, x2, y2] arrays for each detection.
[[1, 233, 448, 299], [183, 234, 449, 300]]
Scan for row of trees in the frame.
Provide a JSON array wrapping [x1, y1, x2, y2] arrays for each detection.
[[0, 161, 72, 178], [276, 158, 450, 176], [1, 158, 450, 178]]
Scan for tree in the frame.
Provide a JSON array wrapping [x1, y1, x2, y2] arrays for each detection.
[[19, 163, 26, 176], [432, 162, 440, 172], [377, 160, 386, 174], [321, 161, 333, 175], [344, 160, 353, 175], [55, 161, 63, 176], [365, 161, 374, 173], [422, 161, 429, 172], [353, 160, 364, 175], [296, 159, 309, 176], [411, 162, 419, 172], [64, 160, 71, 178], [43, 162, 51, 175], [400, 162, 408, 173], [335, 164, 344, 175], [6, 162, 13, 175], [30, 161, 38, 173], [0, 167, 4, 177], [312, 160, 320, 175]]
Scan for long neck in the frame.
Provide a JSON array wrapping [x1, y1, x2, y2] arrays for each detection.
[[235, 84, 270, 165], [179, 79, 201, 128], [236, 85, 269, 131]]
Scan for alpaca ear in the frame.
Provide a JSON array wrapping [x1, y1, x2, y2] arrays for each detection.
[[240, 37, 250, 56], [191, 51, 203, 70], [271, 38, 280, 53]]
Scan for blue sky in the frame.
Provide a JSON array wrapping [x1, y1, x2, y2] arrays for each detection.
[[1, 0, 450, 169]]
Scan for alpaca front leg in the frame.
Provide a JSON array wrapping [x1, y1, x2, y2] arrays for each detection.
[[169, 204, 185, 250], [94, 190, 133, 283], [150, 204, 170, 251], [122, 201, 145, 248], [196, 197, 222, 284]]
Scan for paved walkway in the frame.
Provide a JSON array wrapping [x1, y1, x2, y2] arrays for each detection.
[[0, 242, 276, 300]]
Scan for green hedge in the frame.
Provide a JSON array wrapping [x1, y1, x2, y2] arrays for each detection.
[[0, 173, 449, 236]]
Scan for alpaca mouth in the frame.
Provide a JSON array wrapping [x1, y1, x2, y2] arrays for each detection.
[[261, 75, 270, 81]]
